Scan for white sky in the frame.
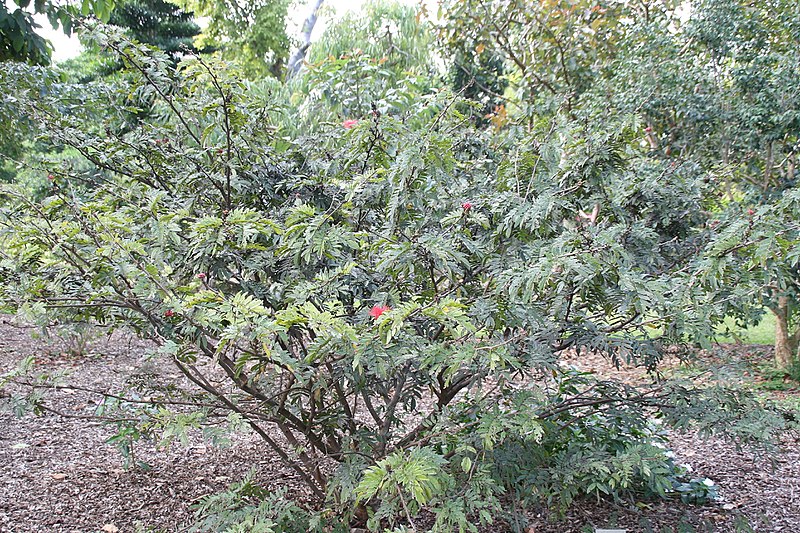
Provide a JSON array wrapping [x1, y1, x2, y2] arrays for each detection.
[[34, 0, 417, 63]]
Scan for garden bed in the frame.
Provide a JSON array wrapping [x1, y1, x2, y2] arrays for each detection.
[[1, 320, 798, 532]]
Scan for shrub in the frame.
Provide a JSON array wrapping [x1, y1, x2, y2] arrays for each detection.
[[0, 25, 794, 531]]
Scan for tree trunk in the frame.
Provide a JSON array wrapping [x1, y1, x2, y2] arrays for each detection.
[[771, 296, 799, 369], [287, 0, 325, 77]]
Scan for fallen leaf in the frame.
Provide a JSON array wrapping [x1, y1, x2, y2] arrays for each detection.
[[51, 473, 67, 480], [102, 525, 119, 533]]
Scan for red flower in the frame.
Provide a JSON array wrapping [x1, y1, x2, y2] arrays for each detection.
[[644, 126, 653, 133], [164, 309, 175, 318], [342, 119, 359, 129], [197, 272, 207, 280], [747, 208, 755, 216], [462, 202, 473, 211], [47, 174, 55, 181], [369, 305, 390, 319]]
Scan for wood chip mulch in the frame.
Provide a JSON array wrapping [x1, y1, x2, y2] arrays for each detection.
[[1, 322, 798, 532]]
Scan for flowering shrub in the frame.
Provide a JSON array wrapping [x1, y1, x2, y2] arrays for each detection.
[[0, 25, 794, 531]]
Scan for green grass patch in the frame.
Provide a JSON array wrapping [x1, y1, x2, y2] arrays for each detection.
[[714, 312, 775, 345]]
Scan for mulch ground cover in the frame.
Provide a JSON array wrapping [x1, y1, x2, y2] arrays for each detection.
[[1, 319, 798, 532]]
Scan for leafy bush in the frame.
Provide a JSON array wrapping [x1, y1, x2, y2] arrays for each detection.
[[0, 23, 796, 532]]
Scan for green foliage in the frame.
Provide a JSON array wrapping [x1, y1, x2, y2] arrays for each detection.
[[289, 2, 436, 133], [190, 472, 316, 533], [438, 0, 800, 366], [56, 0, 201, 125], [716, 312, 775, 345], [473, 370, 738, 514], [0, 0, 116, 65], [357, 448, 448, 527], [0, 355, 48, 417], [437, 0, 684, 114], [0, 63, 59, 180], [291, 50, 432, 131], [109, 0, 199, 56], [176, 0, 290, 77], [589, 0, 800, 364], [307, 1, 434, 77], [449, 47, 508, 125], [0, 3, 53, 65]]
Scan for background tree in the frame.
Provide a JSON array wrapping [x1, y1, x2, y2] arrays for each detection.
[[286, 0, 325, 77], [586, 0, 800, 368], [286, 1, 436, 132], [684, 0, 800, 368], [437, 0, 800, 369], [176, 0, 290, 77], [437, 0, 684, 115], [449, 47, 508, 126], [60, 0, 199, 83], [306, 0, 433, 76], [0, 0, 116, 65], [109, 0, 199, 56]]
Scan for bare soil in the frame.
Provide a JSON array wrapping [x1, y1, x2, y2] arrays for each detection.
[[1, 320, 798, 532]]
